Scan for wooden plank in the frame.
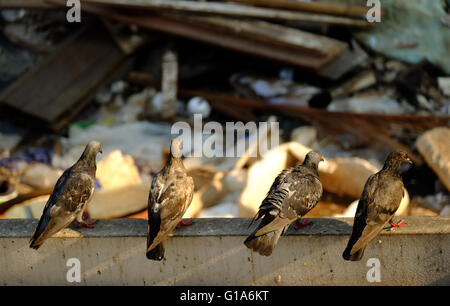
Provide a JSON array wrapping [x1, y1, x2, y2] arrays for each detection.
[[175, 15, 348, 61], [45, 41, 125, 121], [50, 56, 135, 131], [78, 4, 329, 70], [0, 0, 55, 8], [60, 0, 372, 27], [0, 24, 129, 130], [5, 29, 111, 115], [220, 0, 384, 17]]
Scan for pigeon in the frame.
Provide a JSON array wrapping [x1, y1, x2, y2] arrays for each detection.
[[29, 141, 102, 250], [244, 151, 324, 256], [146, 137, 194, 261], [343, 151, 413, 261]]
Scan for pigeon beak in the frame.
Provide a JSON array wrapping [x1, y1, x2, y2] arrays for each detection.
[[405, 156, 413, 164], [98, 145, 103, 154]]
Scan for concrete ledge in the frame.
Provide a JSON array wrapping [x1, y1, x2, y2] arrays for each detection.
[[0, 217, 449, 285]]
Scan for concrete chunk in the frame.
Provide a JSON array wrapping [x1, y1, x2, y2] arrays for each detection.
[[417, 127, 450, 192]]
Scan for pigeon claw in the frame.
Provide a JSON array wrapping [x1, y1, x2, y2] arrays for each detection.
[[389, 219, 407, 231], [295, 219, 312, 231], [177, 218, 193, 229], [74, 218, 98, 229]]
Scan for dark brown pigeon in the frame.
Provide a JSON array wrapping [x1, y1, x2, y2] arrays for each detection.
[[343, 151, 412, 261], [244, 151, 324, 256], [30, 140, 102, 250], [146, 137, 194, 261]]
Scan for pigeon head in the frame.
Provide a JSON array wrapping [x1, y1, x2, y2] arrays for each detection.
[[383, 151, 413, 172], [303, 150, 324, 169], [170, 137, 183, 158], [79, 140, 102, 166]]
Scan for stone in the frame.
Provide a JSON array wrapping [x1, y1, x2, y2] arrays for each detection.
[[416, 127, 450, 192]]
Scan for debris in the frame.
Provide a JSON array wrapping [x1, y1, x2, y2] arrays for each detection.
[[438, 77, 450, 97], [0, 180, 17, 204], [161, 45, 178, 120], [184, 171, 228, 218], [221, 0, 378, 17], [327, 94, 405, 114], [22, 163, 63, 190], [290, 126, 319, 149], [96, 150, 142, 190], [1, 9, 26, 22], [333, 187, 410, 217], [75, 4, 346, 71], [330, 70, 377, 99], [187, 97, 211, 118], [238, 142, 310, 217], [102, 19, 151, 55], [79, 0, 372, 27], [88, 183, 150, 219], [230, 73, 330, 107], [54, 121, 173, 171], [354, 0, 450, 74], [320, 157, 378, 198], [0, 25, 130, 131], [0, 148, 52, 170], [416, 127, 450, 192]]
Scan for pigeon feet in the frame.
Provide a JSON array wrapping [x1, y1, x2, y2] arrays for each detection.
[[295, 219, 312, 230], [177, 218, 193, 229], [388, 219, 406, 231], [74, 212, 98, 229]]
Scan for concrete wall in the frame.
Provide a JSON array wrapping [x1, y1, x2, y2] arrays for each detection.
[[0, 217, 449, 285]]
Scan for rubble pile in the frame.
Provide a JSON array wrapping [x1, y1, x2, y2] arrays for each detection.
[[0, 0, 449, 220]]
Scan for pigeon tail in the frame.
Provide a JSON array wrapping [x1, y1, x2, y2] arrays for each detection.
[[244, 228, 283, 256], [146, 243, 165, 261], [342, 246, 365, 261], [29, 237, 43, 250]]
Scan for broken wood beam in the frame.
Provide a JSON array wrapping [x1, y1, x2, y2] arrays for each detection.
[[177, 15, 348, 61], [0, 0, 56, 8], [75, 3, 330, 70], [220, 0, 384, 17], [74, 0, 372, 27], [0, 24, 130, 131]]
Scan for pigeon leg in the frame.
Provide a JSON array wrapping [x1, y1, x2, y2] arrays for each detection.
[[74, 212, 98, 229], [388, 219, 407, 231], [295, 219, 312, 230], [177, 218, 193, 229]]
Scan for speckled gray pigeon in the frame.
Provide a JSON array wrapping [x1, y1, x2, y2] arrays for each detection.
[[29, 141, 102, 250], [343, 151, 412, 261], [146, 137, 194, 261], [244, 151, 324, 256]]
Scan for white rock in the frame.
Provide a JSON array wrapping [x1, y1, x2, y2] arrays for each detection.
[[290, 126, 318, 148], [187, 96, 211, 118], [97, 150, 142, 190], [110, 80, 127, 94], [22, 163, 63, 190], [328, 95, 404, 114], [438, 77, 450, 96], [333, 188, 409, 217], [416, 127, 450, 192]]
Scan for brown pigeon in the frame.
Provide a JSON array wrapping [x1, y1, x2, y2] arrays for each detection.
[[244, 151, 324, 256], [343, 151, 413, 261], [146, 137, 194, 261], [29, 140, 102, 250]]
